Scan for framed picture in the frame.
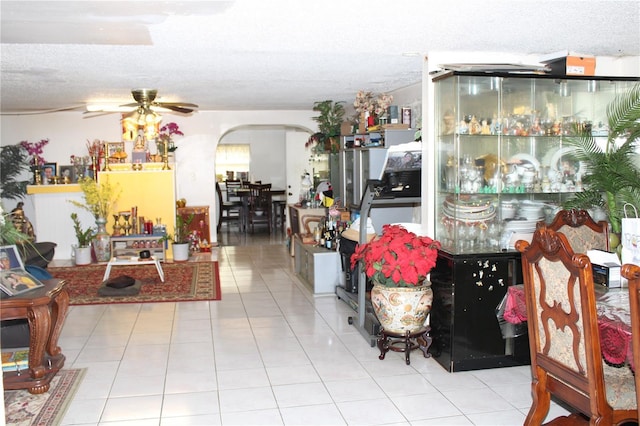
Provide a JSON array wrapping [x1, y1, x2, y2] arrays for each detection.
[[41, 162, 57, 184], [0, 245, 44, 296], [59, 165, 75, 183], [106, 142, 126, 163], [0, 245, 23, 271]]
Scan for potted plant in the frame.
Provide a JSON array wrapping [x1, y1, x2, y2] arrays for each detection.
[[305, 100, 345, 154], [70, 213, 95, 265], [563, 83, 640, 251], [68, 176, 121, 262], [172, 213, 194, 261], [350, 224, 441, 333]]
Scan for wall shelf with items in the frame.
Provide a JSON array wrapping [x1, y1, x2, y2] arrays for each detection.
[[433, 71, 639, 255]]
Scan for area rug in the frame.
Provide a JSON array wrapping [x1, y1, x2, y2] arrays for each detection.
[[47, 261, 221, 305], [4, 368, 85, 426]]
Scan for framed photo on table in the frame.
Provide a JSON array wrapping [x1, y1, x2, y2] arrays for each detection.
[[0, 245, 44, 296], [59, 165, 75, 183], [40, 162, 57, 184], [107, 142, 126, 163]]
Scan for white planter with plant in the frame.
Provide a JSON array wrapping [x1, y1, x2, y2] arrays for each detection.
[[71, 213, 94, 265], [171, 213, 194, 262]]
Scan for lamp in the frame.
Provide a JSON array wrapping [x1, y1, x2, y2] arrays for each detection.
[[121, 107, 161, 141]]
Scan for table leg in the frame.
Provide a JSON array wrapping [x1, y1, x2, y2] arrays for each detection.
[[155, 259, 165, 282], [103, 262, 113, 281], [26, 305, 52, 384], [46, 289, 69, 358]]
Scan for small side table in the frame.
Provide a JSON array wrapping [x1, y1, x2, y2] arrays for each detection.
[[377, 327, 432, 365], [1, 279, 69, 394]]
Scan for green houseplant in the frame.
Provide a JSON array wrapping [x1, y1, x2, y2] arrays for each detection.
[[70, 213, 95, 265], [305, 100, 345, 154], [563, 83, 640, 240]]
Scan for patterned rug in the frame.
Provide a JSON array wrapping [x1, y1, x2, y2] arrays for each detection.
[[47, 261, 221, 305], [4, 368, 85, 426]]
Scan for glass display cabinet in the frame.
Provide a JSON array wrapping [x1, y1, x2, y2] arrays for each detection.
[[429, 71, 638, 371], [433, 72, 638, 254]]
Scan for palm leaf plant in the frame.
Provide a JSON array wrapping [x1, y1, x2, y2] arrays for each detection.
[[563, 83, 640, 235], [305, 100, 345, 154], [0, 144, 30, 200]]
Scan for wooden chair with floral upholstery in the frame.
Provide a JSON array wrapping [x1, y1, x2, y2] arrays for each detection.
[[623, 263, 640, 417], [516, 227, 637, 425], [546, 208, 609, 253]]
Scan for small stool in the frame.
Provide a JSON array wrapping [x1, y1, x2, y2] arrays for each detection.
[[377, 326, 432, 365], [272, 200, 287, 232]]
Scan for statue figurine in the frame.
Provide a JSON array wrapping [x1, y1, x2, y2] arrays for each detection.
[[11, 202, 36, 241]]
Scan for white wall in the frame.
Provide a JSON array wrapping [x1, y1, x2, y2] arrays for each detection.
[[1, 110, 317, 245]]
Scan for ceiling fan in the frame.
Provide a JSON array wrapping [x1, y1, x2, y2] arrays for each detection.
[[85, 88, 198, 117]]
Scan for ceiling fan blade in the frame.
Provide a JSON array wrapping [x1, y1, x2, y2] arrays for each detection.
[[0, 105, 85, 115], [158, 102, 199, 108], [159, 104, 195, 114], [83, 111, 117, 118]]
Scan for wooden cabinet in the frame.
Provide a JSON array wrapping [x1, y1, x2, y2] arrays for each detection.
[[177, 206, 211, 244], [293, 235, 342, 294]]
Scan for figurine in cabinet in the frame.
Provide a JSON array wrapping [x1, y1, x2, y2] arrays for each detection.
[[458, 120, 469, 134], [480, 119, 491, 135], [469, 115, 481, 135]]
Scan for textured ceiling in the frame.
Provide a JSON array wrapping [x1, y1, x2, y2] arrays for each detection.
[[1, 0, 639, 115]]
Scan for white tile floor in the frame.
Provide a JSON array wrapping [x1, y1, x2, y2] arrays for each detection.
[[57, 237, 573, 425]]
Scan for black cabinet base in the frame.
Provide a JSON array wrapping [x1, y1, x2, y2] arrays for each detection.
[[429, 250, 531, 372]]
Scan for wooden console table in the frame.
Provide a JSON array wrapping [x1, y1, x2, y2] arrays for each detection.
[[1, 279, 69, 394]]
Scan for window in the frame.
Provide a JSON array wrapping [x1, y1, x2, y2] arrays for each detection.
[[215, 144, 250, 181]]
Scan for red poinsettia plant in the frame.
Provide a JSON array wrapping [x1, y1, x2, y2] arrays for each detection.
[[350, 224, 440, 287]]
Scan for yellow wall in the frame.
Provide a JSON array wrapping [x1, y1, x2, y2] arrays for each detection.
[[99, 169, 176, 259]]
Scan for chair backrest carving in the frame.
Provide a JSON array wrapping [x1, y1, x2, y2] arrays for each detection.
[[516, 226, 636, 424], [225, 180, 243, 201], [623, 263, 640, 416], [546, 209, 609, 253], [248, 183, 272, 212]]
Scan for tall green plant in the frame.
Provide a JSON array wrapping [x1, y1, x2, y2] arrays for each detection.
[[174, 213, 194, 244], [563, 83, 640, 234], [306, 100, 346, 153], [0, 144, 30, 200]]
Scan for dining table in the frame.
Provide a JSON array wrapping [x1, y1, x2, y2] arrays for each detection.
[[503, 285, 633, 369], [235, 186, 286, 232]]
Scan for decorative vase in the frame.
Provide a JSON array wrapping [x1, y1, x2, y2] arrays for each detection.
[[172, 242, 190, 262], [92, 217, 111, 262], [370, 281, 433, 334]]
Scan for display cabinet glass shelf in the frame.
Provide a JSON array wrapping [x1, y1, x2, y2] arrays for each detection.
[[433, 71, 638, 254]]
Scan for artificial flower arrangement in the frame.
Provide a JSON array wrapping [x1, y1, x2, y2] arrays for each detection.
[[156, 122, 184, 154], [19, 138, 49, 166], [86, 139, 104, 158], [353, 91, 394, 118], [353, 90, 375, 116], [351, 224, 440, 287], [68, 177, 121, 219]]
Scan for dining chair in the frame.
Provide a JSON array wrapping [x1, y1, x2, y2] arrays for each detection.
[[546, 208, 609, 253], [216, 182, 242, 233], [247, 183, 272, 233], [516, 227, 637, 425], [623, 263, 640, 417]]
